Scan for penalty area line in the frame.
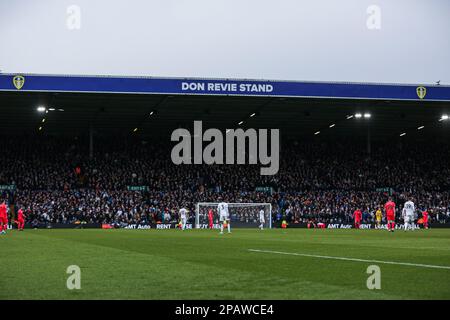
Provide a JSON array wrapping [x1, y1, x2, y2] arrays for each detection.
[[248, 249, 450, 270]]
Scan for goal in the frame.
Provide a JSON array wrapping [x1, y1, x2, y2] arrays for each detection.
[[195, 202, 272, 229]]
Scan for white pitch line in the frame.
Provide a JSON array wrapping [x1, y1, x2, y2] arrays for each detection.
[[248, 249, 450, 270]]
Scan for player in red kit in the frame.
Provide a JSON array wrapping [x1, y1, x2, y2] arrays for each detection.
[[15, 208, 26, 231], [353, 208, 362, 229], [208, 209, 214, 229], [384, 198, 396, 232], [422, 210, 429, 229], [0, 201, 8, 235]]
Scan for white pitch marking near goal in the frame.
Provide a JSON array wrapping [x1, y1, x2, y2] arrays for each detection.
[[248, 249, 450, 270]]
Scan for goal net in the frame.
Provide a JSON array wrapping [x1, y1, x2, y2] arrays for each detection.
[[195, 202, 272, 229]]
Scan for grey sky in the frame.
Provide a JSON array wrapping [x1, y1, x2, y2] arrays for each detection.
[[0, 0, 449, 84]]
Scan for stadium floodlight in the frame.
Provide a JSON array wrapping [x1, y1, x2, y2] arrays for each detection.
[[42, 118, 46, 123], [238, 121, 244, 125], [37, 106, 46, 112], [400, 132, 406, 137], [48, 108, 55, 111], [354, 113, 363, 118], [133, 127, 138, 132], [250, 112, 256, 118], [439, 114, 449, 121], [195, 202, 272, 229], [58, 109, 64, 112], [38, 126, 42, 131], [314, 131, 320, 135], [329, 124, 335, 128], [226, 129, 231, 134], [417, 125, 425, 130], [363, 113, 371, 118], [149, 111, 154, 116], [346, 115, 354, 119]]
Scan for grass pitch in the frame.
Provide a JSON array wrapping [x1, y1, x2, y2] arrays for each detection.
[[1, 228, 450, 299]]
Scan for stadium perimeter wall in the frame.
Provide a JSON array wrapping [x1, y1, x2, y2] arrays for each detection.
[[13, 222, 450, 230]]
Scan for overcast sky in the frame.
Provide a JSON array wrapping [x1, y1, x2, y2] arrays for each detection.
[[1, 0, 449, 84]]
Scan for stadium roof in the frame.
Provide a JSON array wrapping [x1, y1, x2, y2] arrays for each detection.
[[0, 74, 449, 140], [2, 73, 450, 100]]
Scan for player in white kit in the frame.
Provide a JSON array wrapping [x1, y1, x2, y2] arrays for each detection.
[[259, 209, 265, 230], [179, 207, 189, 231], [402, 199, 416, 231], [218, 201, 230, 234]]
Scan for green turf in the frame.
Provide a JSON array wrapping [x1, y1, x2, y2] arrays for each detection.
[[1, 228, 450, 299]]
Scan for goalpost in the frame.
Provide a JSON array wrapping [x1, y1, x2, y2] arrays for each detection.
[[195, 202, 272, 229]]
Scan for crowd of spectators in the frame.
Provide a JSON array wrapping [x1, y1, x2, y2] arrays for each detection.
[[1, 136, 449, 226]]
